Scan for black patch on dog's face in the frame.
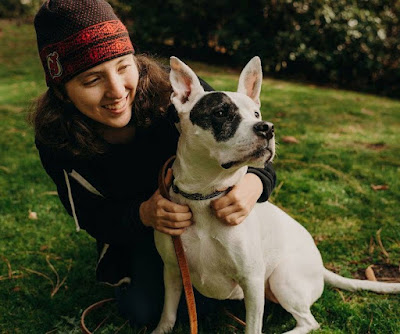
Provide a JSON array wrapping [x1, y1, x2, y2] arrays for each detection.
[[189, 92, 242, 142]]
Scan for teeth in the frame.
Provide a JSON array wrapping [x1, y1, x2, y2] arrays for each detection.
[[104, 100, 125, 110]]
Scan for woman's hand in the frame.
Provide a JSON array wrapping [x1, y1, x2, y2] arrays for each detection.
[[211, 173, 263, 226], [140, 169, 193, 235]]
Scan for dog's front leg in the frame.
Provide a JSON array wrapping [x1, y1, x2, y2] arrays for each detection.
[[242, 277, 265, 334], [151, 265, 182, 334]]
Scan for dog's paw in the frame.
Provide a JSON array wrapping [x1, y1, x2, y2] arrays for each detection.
[[151, 323, 174, 334]]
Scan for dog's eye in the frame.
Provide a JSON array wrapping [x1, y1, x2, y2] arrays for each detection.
[[213, 108, 228, 118], [254, 111, 260, 118]]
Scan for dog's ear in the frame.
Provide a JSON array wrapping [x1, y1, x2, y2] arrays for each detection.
[[170, 57, 204, 109], [237, 56, 263, 107]]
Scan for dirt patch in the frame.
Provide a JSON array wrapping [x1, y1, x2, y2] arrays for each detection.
[[350, 141, 388, 151], [366, 142, 387, 150], [354, 264, 400, 283]]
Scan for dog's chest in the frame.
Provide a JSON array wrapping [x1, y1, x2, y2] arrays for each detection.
[[179, 207, 251, 300]]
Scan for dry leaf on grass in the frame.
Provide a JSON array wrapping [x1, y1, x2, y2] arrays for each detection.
[[0, 166, 11, 173], [376, 228, 390, 260], [369, 236, 375, 255], [281, 136, 300, 144], [371, 184, 389, 191], [365, 265, 377, 281], [28, 210, 38, 220]]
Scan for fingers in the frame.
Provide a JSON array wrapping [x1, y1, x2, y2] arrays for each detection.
[[211, 187, 252, 226], [152, 196, 193, 236], [221, 212, 247, 226], [212, 204, 247, 225], [156, 225, 188, 236], [161, 219, 192, 228], [153, 217, 192, 236], [160, 211, 192, 224], [211, 192, 234, 211], [212, 202, 236, 218], [161, 197, 191, 213]]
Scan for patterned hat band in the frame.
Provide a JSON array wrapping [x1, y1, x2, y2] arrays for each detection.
[[39, 20, 134, 86]]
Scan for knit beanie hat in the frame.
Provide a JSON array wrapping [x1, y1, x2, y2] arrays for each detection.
[[34, 0, 134, 86]]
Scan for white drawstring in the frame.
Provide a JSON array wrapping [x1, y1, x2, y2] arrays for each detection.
[[63, 169, 81, 232], [69, 170, 104, 197], [63, 169, 104, 232]]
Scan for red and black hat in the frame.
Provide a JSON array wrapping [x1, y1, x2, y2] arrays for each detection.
[[34, 0, 134, 86]]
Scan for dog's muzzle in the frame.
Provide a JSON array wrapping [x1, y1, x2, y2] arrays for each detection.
[[253, 121, 274, 140]]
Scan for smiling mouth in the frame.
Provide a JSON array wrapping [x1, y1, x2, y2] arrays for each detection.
[[103, 96, 128, 112]]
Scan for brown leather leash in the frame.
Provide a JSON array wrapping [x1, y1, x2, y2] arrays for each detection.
[[80, 297, 116, 334], [158, 155, 198, 334]]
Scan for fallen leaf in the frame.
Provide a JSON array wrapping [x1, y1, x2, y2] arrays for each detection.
[[369, 236, 375, 255], [365, 265, 377, 281], [28, 210, 38, 220], [12, 286, 21, 292], [40, 245, 49, 251], [281, 136, 299, 144], [0, 166, 11, 173], [371, 184, 389, 191], [376, 228, 390, 260]]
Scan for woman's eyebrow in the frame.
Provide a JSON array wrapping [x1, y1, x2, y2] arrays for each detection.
[[77, 57, 131, 79], [79, 70, 102, 78]]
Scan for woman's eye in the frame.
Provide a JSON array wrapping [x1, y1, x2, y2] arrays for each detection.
[[254, 111, 260, 118], [83, 78, 99, 86], [119, 64, 130, 72]]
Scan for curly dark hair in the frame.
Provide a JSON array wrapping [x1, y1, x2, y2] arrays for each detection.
[[28, 54, 172, 157]]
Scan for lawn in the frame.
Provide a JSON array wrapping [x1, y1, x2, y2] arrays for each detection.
[[0, 21, 399, 334]]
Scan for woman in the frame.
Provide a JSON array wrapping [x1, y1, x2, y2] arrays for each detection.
[[30, 0, 276, 327]]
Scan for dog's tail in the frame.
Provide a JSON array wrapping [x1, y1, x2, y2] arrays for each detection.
[[323, 268, 400, 293]]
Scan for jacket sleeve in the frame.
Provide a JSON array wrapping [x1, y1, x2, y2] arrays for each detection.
[[248, 162, 276, 203], [36, 141, 149, 245]]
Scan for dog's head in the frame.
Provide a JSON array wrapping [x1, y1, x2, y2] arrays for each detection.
[[170, 56, 275, 170]]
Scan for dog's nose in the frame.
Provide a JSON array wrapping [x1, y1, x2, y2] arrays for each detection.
[[253, 121, 274, 140]]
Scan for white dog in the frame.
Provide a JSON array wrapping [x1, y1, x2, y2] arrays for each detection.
[[152, 56, 400, 334]]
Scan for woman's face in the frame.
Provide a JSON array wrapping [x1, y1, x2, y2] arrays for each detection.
[[65, 54, 139, 129]]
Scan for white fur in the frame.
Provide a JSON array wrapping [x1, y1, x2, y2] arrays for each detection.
[[151, 57, 400, 334]]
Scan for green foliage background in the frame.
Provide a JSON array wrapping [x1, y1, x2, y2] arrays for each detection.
[[2, 1, 399, 96], [113, 0, 400, 97]]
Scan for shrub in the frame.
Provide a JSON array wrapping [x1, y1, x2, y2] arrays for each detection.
[[119, 0, 400, 97]]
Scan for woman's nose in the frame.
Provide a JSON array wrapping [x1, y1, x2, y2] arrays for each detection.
[[105, 74, 125, 99]]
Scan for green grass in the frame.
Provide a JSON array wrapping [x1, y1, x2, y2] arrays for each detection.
[[1, 21, 399, 333]]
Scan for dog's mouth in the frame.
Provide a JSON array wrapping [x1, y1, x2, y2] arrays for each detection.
[[221, 143, 274, 169]]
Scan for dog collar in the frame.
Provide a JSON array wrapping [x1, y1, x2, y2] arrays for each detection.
[[172, 183, 231, 201]]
